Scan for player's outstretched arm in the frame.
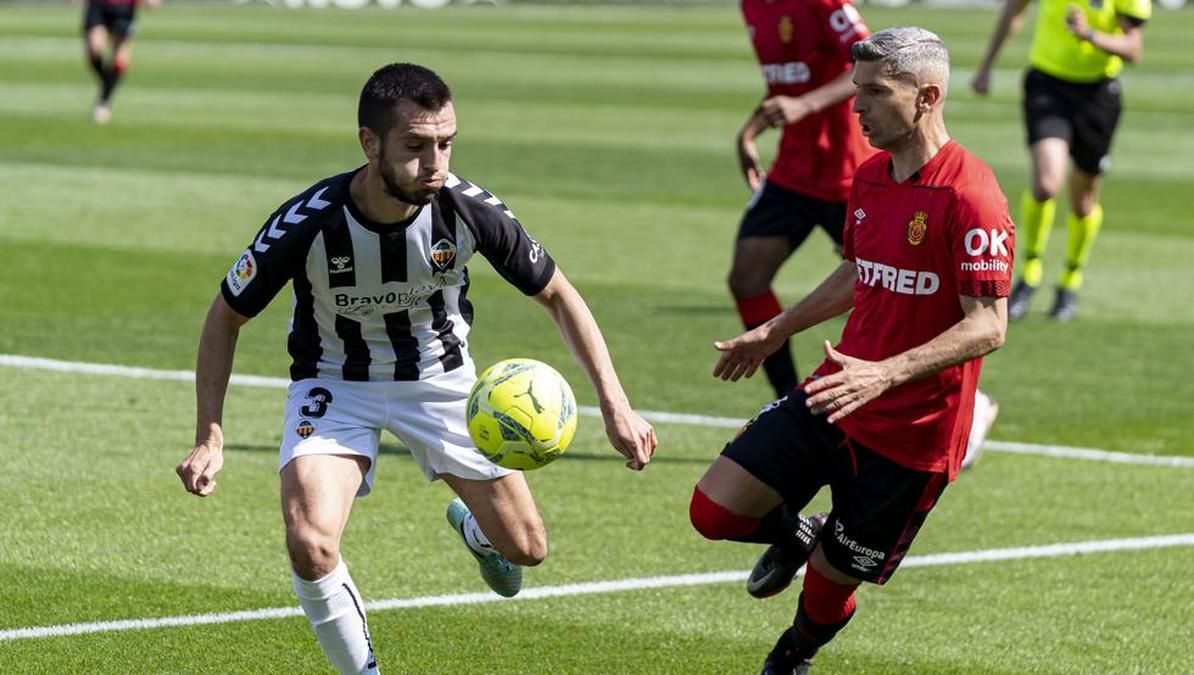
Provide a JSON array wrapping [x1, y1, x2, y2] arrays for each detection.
[[1066, 12, 1146, 63], [713, 259, 856, 382], [972, 0, 1032, 95], [533, 269, 657, 471], [804, 295, 1007, 423], [177, 294, 249, 497]]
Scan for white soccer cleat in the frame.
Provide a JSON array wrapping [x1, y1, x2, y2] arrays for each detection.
[[92, 104, 111, 125], [962, 390, 999, 471]]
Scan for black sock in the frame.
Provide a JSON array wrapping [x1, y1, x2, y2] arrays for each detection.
[[760, 336, 798, 398], [729, 505, 817, 555], [87, 53, 105, 81], [771, 594, 856, 662], [100, 66, 124, 104]]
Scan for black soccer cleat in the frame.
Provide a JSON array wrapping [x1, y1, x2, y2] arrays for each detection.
[[747, 513, 827, 599], [1007, 280, 1037, 321], [760, 629, 816, 675], [1049, 288, 1078, 322]]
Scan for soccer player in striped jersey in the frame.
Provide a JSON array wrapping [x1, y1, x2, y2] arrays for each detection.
[[82, 0, 158, 124], [972, 0, 1151, 320], [694, 29, 1013, 673], [175, 63, 656, 674]]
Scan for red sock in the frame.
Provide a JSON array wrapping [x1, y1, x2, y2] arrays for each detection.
[[735, 291, 783, 328], [801, 564, 858, 626], [688, 487, 759, 541]]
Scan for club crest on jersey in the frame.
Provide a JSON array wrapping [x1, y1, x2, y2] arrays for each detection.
[[295, 420, 315, 439], [430, 238, 456, 271], [225, 250, 257, 297], [906, 210, 928, 246], [329, 256, 353, 274], [779, 15, 793, 43]]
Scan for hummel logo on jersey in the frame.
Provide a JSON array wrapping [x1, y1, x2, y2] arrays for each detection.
[[330, 256, 353, 273]]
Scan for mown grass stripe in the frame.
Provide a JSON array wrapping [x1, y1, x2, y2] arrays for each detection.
[[3, 533, 1191, 642], [2, 353, 1191, 467]]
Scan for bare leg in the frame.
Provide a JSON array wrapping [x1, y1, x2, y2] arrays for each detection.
[[440, 471, 547, 566]]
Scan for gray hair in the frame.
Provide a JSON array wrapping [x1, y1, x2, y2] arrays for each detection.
[[851, 27, 950, 93]]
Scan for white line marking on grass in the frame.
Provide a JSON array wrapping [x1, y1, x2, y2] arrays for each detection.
[[3, 354, 1193, 468], [2, 533, 1192, 642]]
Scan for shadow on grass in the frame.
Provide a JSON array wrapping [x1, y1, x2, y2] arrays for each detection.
[[226, 443, 712, 465]]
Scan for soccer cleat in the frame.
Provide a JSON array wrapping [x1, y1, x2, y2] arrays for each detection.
[[1049, 288, 1078, 322], [760, 629, 816, 675], [961, 391, 999, 471], [1007, 280, 1036, 321], [446, 497, 522, 598], [746, 513, 827, 599], [92, 103, 111, 125]]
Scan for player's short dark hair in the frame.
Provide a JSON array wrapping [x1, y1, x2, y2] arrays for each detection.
[[358, 63, 453, 137]]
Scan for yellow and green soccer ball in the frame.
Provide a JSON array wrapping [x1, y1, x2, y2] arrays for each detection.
[[466, 358, 578, 470]]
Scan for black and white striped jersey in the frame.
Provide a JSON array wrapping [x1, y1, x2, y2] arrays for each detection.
[[220, 168, 556, 382]]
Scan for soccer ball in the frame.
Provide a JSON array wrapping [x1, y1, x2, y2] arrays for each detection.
[[466, 358, 578, 471]]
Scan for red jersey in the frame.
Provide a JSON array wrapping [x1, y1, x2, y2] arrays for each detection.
[[809, 141, 1015, 479], [741, 0, 876, 203]]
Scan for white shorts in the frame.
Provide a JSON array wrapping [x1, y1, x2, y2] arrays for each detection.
[[278, 366, 511, 497]]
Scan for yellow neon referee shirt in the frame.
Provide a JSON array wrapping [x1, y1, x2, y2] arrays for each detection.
[[1029, 0, 1152, 82]]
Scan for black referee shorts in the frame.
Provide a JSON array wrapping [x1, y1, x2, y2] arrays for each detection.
[[737, 181, 846, 249], [1023, 67, 1122, 176], [83, 1, 138, 38], [722, 391, 949, 585]]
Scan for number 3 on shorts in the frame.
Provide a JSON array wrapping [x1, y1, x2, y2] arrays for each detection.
[[300, 387, 334, 418]]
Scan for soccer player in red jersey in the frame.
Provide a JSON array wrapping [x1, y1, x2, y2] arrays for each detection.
[[693, 28, 1014, 673], [730, 0, 875, 398], [82, 0, 159, 124]]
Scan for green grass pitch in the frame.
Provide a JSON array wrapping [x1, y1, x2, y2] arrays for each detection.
[[1, 2, 1192, 673]]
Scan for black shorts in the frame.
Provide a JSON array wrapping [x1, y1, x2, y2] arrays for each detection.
[[737, 181, 846, 248], [83, 1, 137, 38], [1023, 67, 1122, 176], [722, 391, 949, 585]]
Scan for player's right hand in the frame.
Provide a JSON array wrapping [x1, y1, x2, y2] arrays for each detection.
[[176, 440, 224, 497], [970, 68, 992, 96], [736, 136, 765, 191], [712, 325, 784, 382]]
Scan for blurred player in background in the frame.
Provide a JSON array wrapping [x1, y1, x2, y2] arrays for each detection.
[[176, 63, 656, 674], [694, 28, 1014, 673], [972, 0, 1150, 320], [733, 0, 999, 469], [82, 0, 159, 124], [731, 0, 875, 399]]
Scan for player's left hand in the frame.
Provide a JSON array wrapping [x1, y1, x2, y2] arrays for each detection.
[[760, 96, 815, 128], [603, 406, 657, 471], [802, 341, 892, 423]]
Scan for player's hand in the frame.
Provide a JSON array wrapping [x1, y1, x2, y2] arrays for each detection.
[[176, 440, 224, 497], [970, 68, 992, 96], [144, 0, 162, 9], [602, 406, 657, 471], [736, 134, 765, 191], [802, 341, 892, 423], [1065, 5, 1090, 39], [713, 324, 785, 382], [760, 95, 814, 129]]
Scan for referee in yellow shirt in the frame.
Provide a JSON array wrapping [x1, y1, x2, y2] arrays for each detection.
[[972, 0, 1151, 321]]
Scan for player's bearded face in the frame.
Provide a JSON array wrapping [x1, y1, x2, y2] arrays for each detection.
[[851, 62, 920, 151], [376, 101, 456, 206]]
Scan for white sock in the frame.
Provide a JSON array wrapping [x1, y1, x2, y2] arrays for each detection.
[[461, 512, 496, 557], [293, 559, 379, 675]]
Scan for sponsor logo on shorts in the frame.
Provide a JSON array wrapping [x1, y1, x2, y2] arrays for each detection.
[[906, 210, 928, 246], [225, 250, 257, 296], [834, 521, 886, 573], [295, 420, 315, 438]]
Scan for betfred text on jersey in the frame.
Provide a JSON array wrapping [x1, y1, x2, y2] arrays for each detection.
[[762, 61, 811, 85], [855, 257, 940, 296]]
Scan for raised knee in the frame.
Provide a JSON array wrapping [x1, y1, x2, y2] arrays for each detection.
[[727, 268, 768, 299], [689, 486, 756, 541], [505, 530, 547, 567], [1031, 181, 1060, 203], [287, 528, 340, 579]]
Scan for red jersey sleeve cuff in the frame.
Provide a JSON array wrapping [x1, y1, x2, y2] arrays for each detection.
[[960, 280, 1011, 298]]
